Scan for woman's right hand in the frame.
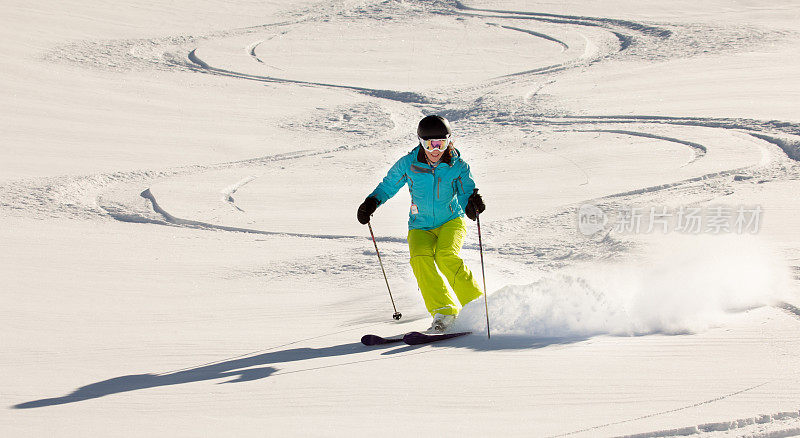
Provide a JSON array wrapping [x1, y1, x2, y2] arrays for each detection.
[[357, 196, 379, 224]]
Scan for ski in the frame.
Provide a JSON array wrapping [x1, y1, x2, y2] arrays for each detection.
[[402, 331, 472, 345], [360, 334, 406, 346]]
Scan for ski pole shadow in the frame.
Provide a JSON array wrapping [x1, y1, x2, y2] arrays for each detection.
[[13, 341, 371, 409]]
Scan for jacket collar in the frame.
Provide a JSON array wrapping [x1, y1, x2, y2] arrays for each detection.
[[415, 144, 457, 167]]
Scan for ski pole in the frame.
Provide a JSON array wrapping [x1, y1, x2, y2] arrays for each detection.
[[368, 222, 402, 321], [476, 212, 490, 339]]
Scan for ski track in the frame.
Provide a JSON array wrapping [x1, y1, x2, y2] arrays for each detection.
[[453, 1, 673, 39], [4, 0, 800, 261], [572, 129, 707, 166], [246, 34, 287, 70], [2, 0, 797, 274], [138, 188, 407, 244], [549, 381, 774, 437], [186, 48, 432, 104], [615, 410, 800, 438], [220, 175, 257, 212], [777, 301, 800, 321], [489, 23, 570, 51], [9, 4, 798, 318]]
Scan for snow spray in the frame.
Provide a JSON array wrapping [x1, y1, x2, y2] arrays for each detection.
[[453, 235, 792, 337]]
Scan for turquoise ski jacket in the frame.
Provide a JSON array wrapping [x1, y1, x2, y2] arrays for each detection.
[[369, 146, 477, 230]]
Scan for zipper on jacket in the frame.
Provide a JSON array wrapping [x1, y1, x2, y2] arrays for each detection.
[[437, 177, 441, 199], [430, 167, 437, 226]]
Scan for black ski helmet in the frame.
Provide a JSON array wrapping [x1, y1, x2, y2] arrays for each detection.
[[417, 115, 452, 139]]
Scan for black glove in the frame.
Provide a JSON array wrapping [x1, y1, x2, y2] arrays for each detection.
[[464, 190, 485, 221], [357, 196, 379, 224]]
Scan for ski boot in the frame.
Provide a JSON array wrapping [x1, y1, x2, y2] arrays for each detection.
[[427, 313, 456, 333]]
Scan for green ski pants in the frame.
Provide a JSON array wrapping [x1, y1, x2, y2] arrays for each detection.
[[408, 217, 483, 316]]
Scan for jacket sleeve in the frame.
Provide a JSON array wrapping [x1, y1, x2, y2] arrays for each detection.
[[369, 155, 409, 205], [457, 160, 476, 208]]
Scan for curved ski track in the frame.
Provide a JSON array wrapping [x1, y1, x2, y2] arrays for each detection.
[[5, 0, 800, 260], [572, 129, 707, 166], [549, 380, 800, 438], [549, 381, 773, 437]]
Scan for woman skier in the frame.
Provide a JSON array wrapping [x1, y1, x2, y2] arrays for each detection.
[[357, 115, 485, 332]]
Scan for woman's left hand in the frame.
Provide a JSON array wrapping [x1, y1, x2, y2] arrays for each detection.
[[465, 191, 485, 220]]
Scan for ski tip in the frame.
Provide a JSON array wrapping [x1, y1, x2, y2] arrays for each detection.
[[361, 334, 382, 346]]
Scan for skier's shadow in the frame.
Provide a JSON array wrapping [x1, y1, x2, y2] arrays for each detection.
[[381, 334, 590, 354], [13, 341, 374, 409]]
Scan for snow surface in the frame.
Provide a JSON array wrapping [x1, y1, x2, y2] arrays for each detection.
[[2, 0, 800, 436]]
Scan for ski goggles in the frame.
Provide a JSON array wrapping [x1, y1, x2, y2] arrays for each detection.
[[419, 135, 450, 151]]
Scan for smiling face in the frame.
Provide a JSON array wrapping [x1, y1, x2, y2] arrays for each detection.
[[424, 147, 444, 164], [420, 136, 451, 164]]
